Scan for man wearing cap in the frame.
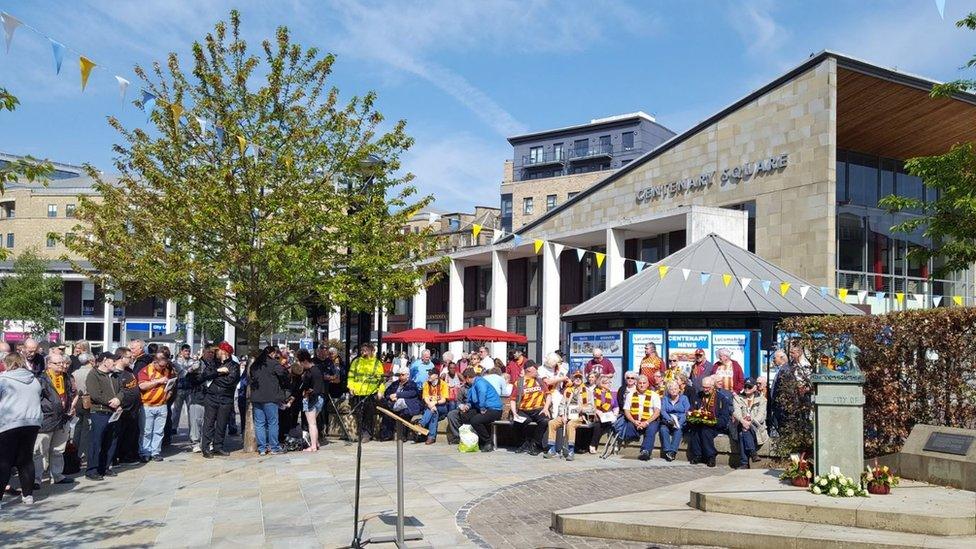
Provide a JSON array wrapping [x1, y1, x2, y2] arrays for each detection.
[[731, 377, 767, 468], [199, 342, 241, 458], [689, 349, 713, 393]]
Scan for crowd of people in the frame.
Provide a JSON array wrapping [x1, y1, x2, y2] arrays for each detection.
[[0, 333, 813, 510]]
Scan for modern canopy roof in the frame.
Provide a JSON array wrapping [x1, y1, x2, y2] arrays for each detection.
[[563, 234, 865, 321]]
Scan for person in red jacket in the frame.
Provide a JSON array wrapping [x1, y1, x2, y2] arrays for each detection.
[[711, 349, 745, 394]]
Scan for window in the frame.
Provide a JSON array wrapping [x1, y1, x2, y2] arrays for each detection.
[[599, 135, 611, 153], [573, 139, 588, 156], [500, 193, 513, 232], [66, 204, 76, 218], [622, 131, 635, 150], [48, 204, 57, 218], [546, 194, 557, 211], [553, 143, 563, 161], [47, 236, 56, 248], [523, 197, 534, 215], [568, 191, 579, 200], [528, 146, 543, 164], [5, 233, 12, 248], [848, 153, 879, 207]]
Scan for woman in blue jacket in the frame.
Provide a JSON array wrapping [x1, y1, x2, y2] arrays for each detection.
[[658, 380, 690, 462]]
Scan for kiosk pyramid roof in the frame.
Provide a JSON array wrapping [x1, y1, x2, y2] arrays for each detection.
[[563, 234, 864, 320]]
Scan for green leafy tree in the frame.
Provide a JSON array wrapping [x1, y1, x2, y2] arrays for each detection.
[[65, 11, 437, 355], [0, 248, 63, 337], [62, 12, 438, 451], [879, 12, 976, 275]]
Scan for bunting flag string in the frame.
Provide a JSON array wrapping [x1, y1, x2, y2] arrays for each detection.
[[79, 56, 96, 92], [552, 243, 564, 257], [857, 290, 868, 304], [634, 261, 646, 273], [722, 273, 732, 287], [533, 239, 544, 254], [576, 248, 586, 262], [761, 280, 772, 294], [779, 282, 791, 297], [114, 76, 129, 108], [50, 39, 64, 74], [594, 252, 605, 268], [471, 224, 482, 239], [700, 272, 711, 286], [682, 268, 691, 281], [2, 11, 20, 53], [740, 277, 752, 291], [838, 288, 848, 301], [657, 265, 668, 279], [799, 285, 810, 299], [934, 296, 943, 307], [895, 292, 905, 304], [820, 286, 829, 297]]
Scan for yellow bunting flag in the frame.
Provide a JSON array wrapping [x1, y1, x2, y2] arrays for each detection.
[[952, 295, 963, 306], [658, 265, 669, 280], [284, 154, 293, 170], [170, 102, 184, 125], [895, 292, 905, 304], [838, 288, 848, 301], [533, 239, 544, 254], [722, 273, 733, 287], [472, 224, 482, 239], [79, 56, 96, 92], [779, 282, 791, 296], [595, 252, 605, 268], [236, 135, 247, 155]]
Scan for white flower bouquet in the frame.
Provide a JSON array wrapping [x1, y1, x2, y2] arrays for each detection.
[[810, 466, 868, 497]]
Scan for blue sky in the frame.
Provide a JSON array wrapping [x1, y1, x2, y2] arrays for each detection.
[[0, 1, 972, 210]]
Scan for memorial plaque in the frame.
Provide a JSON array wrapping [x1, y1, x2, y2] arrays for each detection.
[[923, 432, 975, 456]]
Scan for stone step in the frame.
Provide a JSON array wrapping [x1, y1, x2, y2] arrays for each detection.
[[552, 476, 976, 549], [689, 469, 976, 536]]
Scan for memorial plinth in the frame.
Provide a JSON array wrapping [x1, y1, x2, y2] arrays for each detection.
[[879, 424, 976, 491], [812, 372, 865, 478]]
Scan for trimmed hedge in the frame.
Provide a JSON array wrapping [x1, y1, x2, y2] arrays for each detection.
[[779, 308, 976, 458]]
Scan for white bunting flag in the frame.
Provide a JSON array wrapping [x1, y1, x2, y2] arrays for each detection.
[[857, 290, 868, 304], [114, 76, 130, 109], [681, 268, 691, 281], [934, 295, 943, 307], [195, 116, 208, 135], [576, 248, 586, 262], [740, 277, 752, 291], [492, 230, 504, 244], [2, 12, 21, 53], [913, 293, 924, 305], [552, 243, 564, 257], [799, 285, 810, 299], [427, 212, 439, 225]]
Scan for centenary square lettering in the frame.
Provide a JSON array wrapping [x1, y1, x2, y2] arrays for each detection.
[[636, 153, 789, 203]]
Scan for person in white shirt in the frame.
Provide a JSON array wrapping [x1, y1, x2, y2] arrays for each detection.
[[477, 346, 495, 371]]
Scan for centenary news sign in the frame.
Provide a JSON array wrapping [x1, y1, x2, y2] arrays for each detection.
[[635, 153, 789, 203]]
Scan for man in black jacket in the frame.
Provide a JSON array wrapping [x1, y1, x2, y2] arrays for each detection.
[[250, 346, 288, 455], [112, 347, 143, 465], [200, 341, 241, 458], [34, 354, 77, 485]]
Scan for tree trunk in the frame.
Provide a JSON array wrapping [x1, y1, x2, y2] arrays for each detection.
[[242, 319, 262, 453]]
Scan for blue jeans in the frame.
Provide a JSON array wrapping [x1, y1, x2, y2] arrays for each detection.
[[619, 420, 660, 452], [253, 402, 281, 452], [738, 428, 758, 463], [659, 422, 683, 454], [87, 411, 118, 475], [420, 404, 448, 441], [139, 405, 168, 458]]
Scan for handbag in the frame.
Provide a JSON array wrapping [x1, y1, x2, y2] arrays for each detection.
[[62, 440, 81, 475]]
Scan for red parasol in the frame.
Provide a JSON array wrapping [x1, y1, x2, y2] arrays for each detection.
[[434, 325, 527, 344], [383, 328, 444, 344]]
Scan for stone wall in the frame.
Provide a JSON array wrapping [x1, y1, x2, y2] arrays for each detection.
[[0, 188, 91, 260], [523, 58, 838, 287]]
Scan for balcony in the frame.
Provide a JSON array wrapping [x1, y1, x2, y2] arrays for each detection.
[[567, 144, 614, 162], [521, 151, 565, 168]]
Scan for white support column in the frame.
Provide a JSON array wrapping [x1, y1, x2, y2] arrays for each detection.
[[447, 259, 464, 358], [165, 299, 177, 334], [185, 309, 195, 352], [490, 250, 509, 361], [606, 228, 627, 289], [328, 307, 341, 341], [102, 293, 113, 352], [411, 283, 428, 358], [541, 242, 561, 358]]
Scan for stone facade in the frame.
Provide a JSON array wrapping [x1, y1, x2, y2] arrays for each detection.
[[0, 182, 97, 260], [523, 58, 837, 287], [502, 169, 610, 230], [403, 206, 501, 253]]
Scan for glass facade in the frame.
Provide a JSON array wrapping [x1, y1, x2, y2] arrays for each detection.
[[835, 149, 968, 307]]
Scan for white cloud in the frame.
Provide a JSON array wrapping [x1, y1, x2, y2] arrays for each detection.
[[401, 132, 507, 210], [728, 0, 788, 59]]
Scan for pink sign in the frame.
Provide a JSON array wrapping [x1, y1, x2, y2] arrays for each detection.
[[48, 332, 61, 343], [2, 332, 27, 343]]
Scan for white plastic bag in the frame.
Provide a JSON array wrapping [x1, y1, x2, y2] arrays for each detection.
[[458, 424, 480, 452]]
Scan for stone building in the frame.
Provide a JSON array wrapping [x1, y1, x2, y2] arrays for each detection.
[[394, 51, 976, 365]]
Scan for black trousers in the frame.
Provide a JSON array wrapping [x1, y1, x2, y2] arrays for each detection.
[[237, 394, 248, 434], [0, 425, 40, 500], [88, 412, 118, 475], [457, 407, 501, 446], [590, 420, 613, 449], [350, 395, 377, 438], [201, 401, 233, 452], [688, 425, 721, 461], [516, 408, 549, 448], [116, 410, 140, 462]]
